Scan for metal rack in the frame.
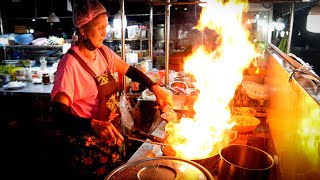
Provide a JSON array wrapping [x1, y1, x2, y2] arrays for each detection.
[[118, 0, 207, 91], [1, 44, 63, 61]]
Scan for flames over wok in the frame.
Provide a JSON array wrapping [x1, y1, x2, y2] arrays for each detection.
[[163, 0, 260, 160]]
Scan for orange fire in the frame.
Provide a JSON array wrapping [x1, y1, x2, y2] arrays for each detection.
[[165, 0, 259, 159]]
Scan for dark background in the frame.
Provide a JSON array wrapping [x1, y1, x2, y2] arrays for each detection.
[[273, 2, 320, 75]]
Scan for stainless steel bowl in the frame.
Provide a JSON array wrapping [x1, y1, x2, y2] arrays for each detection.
[[169, 81, 188, 94]]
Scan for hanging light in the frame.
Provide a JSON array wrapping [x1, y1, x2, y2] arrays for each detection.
[[199, 0, 207, 7], [47, 12, 60, 22], [113, 10, 127, 39], [306, 2, 320, 33], [274, 17, 285, 31], [47, 0, 60, 23]]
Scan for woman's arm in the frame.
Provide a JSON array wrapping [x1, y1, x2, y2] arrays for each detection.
[[112, 52, 130, 75], [111, 50, 174, 108], [51, 92, 92, 134], [51, 92, 124, 140]]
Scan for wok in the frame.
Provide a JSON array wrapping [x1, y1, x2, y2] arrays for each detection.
[[161, 130, 238, 175]]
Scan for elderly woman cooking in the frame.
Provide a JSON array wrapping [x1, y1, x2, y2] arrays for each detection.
[[50, 0, 174, 179]]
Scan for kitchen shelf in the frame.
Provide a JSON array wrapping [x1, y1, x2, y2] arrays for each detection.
[[1, 45, 63, 62], [2, 45, 63, 49], [112, 38, 149, 41]]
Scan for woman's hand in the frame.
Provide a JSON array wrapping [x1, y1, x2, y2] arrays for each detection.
[[151, 85, 174, 109], [90, 119, 124, 141]]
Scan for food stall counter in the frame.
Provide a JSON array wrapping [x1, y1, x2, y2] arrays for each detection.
[[0, 81, 53, 96]]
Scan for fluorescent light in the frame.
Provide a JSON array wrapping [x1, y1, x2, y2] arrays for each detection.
[[306, 2, 320, 33]]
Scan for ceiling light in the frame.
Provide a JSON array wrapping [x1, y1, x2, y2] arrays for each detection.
[[199, 0, 207, 7], [306, 2, 320, 33], [47, 12, 60, 23], [274, 17, 285, 31]]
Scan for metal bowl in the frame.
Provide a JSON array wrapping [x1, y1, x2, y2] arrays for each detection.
[[232, 107, 256, 116], [231, 115, 260, 133], [170, 81, 188, 94], [242, 81, 268, 100]]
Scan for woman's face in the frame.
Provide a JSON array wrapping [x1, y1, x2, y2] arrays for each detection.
[[84, 13, 108, 48]]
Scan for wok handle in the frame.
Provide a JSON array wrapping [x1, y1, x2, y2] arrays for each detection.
[[132, 128, 164, 143], [125, 136, 169, 146]]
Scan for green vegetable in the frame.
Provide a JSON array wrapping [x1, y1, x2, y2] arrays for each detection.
[[254, 41, 268, 62], [278, 34, 288, 53], [0, 65, 15, 74]]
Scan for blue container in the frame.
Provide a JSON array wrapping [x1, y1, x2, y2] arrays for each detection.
[[14, 34, 34, 45]]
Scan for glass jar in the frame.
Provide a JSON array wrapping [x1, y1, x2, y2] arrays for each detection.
[[42, 73, 50, 85]]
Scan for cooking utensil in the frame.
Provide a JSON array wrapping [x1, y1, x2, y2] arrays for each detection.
[[125, 136, 169, 146], [154, 24, 164, 41], [232, 107, 257, 116], [231, 115, 260, 133], [161, 130, 238, 175], [162, 130, 238, 157], [131, 128, 164, 143], [219, 144, 274, 180], [242, 81, 268, 100], [170, 81, 189, 94], [105, 156, 214, 180]]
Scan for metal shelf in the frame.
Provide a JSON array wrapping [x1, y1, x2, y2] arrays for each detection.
[[112, 38, 149, 41], [2, 45, 63, 49]]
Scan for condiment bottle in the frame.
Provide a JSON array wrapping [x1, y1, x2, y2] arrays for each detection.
[[42, 73, 50, 85]]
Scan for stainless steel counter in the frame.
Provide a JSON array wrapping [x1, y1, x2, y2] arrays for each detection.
[[0, 82, 53, 96], [128, 120, 167, 162]]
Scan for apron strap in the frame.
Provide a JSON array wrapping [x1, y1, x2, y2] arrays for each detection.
[[98, 47, 108, 60], [98, 47, 111, 72], [67, 49, 99, 85]]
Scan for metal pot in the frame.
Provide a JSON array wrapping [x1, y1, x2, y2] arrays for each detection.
[[105, 156, 214, 180], [154, 24, 164, 41], [218, 144, 274, 180]]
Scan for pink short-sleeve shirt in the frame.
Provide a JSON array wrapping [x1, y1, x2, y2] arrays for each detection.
[[51, 43, 120, 118]]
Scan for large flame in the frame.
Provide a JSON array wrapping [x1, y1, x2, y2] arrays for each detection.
[[165, 0, 258, 159]]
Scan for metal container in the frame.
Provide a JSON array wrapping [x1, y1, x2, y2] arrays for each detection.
[[218, 144, 274, 180], [154, 24, 164, 41], [105, 156, 214, 180]]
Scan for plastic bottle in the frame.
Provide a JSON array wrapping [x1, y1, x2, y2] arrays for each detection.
[[24, 67, 33, 81]]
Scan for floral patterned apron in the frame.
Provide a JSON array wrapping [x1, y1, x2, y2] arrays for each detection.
[[66, 48, 126, 179]]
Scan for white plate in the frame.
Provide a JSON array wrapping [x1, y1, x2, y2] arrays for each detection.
[[2, 82, 27, 90]]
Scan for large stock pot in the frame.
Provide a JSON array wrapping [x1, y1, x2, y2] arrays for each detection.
[[218, 144, 274, 180]]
